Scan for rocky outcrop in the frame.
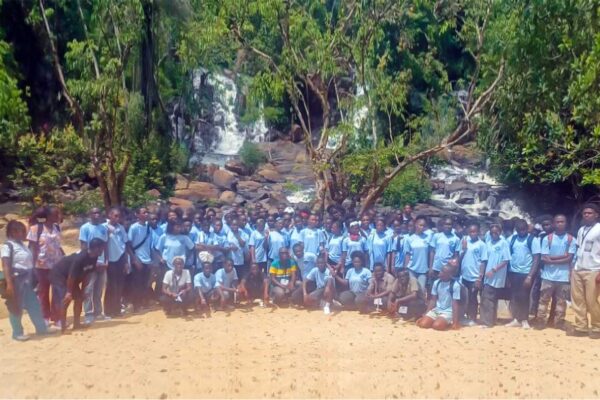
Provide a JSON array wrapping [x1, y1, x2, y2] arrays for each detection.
[[174, 181, 221, 203], [212, 169, 237, 190], [224, 160, 248, 176], [257, 165, 283, 183]]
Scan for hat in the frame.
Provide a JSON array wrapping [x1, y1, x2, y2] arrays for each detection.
[[284, 206, 295, 214], [198, 251, 214, 263], [172, 255, 186, 264]]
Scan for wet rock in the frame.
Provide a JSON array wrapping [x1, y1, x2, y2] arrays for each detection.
[[212, 169, 237, 190], [174, 181, 220, 202], [224, 160, 248, 176], [456, 190, 476, 205], [257, 165, 283, 183]]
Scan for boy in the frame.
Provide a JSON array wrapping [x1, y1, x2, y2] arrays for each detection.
[[388, 268, 427, 321], [160, 256, 193, 316], [128, 207, 153, 312], [480, 225, 511, 327], [356, 263, 395, 314], [104, 207, 132, 318], [429, 218, 460, 285], [194, 261, 219, 314], [215, 259, 239, 310], [292, 242, 317, 281], [416, 260, 462, 331], [238, 262, 269, 306], [459, 224, 488, 324], [269, 247, 298, 305], [299, 214, 325, 257], [292, 256, 334, 314]]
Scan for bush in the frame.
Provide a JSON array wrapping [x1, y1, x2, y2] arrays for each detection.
[[62, 189, 104, 216], [382, 165, 432, 207], [239, 141, 266, 173]]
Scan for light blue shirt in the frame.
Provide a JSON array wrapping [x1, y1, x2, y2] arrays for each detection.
[[194, 272, 216, 294], [508, 234, 541, 274], [290, 227, 302, 250], [227, 229, 249, 266], [300, 227, 324, 256], [79, 222, 108, 244], [459, 238, 488, 282], [215, 267, 238, 288], [541, 234, 576, 282], [267, 231, 288, 261], [393, 235, 405, 269], [155, 233, 195, 269], [484, 238, 511, 288], [105, 222, 128, 262], [430, 232, 460, 272], [305, 267, 332, 289], [343, 236, 367, 265], [345, 267, 372, 294], [404, 233, 430, 274], [367, 232, 393, 269], [249, 229, 268, 263], [295, 253, 317, 280], [128, 222, 153, 264], [326, 234, 346, 264], [432, 279, 461, 313]]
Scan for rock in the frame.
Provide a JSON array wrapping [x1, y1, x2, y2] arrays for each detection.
[[174, 181, 220, 202], [237, 180, 262, 192], [275, 163, 294, 174], [212, 169, 237, 190], [219, 190, 237, 204], [169, 197, 194, 209], [295, 151, 308, 163], [206, 164, 220, 180], [3, 213, 20, 221], [234, 195, 247, 206], [456, 190, 476, 205], [80, 183, 94, 193], [224, 160, 248, 176], [257, 165, 283, 183], [289, 124, 304, 143], [415, 203, 458, 218], [444, 179, 472, 193], [147, 189, 161, 198], [175, 174, 190, 190]]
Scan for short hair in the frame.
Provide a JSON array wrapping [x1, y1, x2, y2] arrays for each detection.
[[292, 242, 304, 251], [350, 251, 365, 264], [372, 262, 385, 271], [88, 238, 106, 251], [582, 203, 600, 214], [6, 220, 26, 239], [515, 219, 528, 231]]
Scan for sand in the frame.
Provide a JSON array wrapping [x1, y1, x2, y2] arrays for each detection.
[[1, 306, 599, 399]]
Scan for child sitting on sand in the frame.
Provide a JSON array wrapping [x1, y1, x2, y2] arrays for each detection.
[[237, 262, 269, 306], [215, 259, 239, 310], [417, 260, 462, 331], [160, 256, 193, 316], [194, 261, 219, 313]]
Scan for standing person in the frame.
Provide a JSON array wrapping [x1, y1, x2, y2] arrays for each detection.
[[128, 207, 154, 312], [479, 225, 511, 328], [182, 219, 200, 276], [27, 206, 64, 326], [249, 218, 269, 273], [459, 224, 488, 324], [324, 221, 347, 275], [356, 263, 395, 314], [534, 215, 575, 330], [366, 219, 393, 271], [429, 217, 460, 285], [401, 204, 413, 223], [160, 256, 193, 316], [392, 220, 407, 275], [155, 220, 196, 271], [568, 204, 600, 339], [359, 215, 373, 239], [79, 208, 109, 324], [505, 219, 541, 329], [530, 215, 554, 317], [335, 252, 372, 310], [49, 239, 104, 332], [403, 217, 431, 290], [268, 247, 298, 305], [343, 222, 368, 272], [227, 220, 249, 279], [2, 221, 56, 341], [387, 268, 427, 322], [416, 261, 462, 331], [266, 218, 288, 265], [300, 214, 325, 258], [103, 208, 131, 318]]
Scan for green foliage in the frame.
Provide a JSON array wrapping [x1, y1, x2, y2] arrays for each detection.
[[62, 189, 104, 216], [11, 126, 89, 200], [382, 165, 432, 207], [239, 141, 266, 173], [122, 173, 157, 210], [282, 181, 302, 193]]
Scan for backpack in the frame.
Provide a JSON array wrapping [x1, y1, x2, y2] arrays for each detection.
[[547, 233, 573, 254], [0, 242, 14, 299], [509, 234, 534, 254]]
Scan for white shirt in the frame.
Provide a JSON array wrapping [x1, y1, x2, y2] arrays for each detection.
[[0, 240, 34, 272], [162, 270, 192, 293], [575, 223, 600, 271]]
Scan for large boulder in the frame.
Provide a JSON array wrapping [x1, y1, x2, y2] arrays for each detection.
[[212, 169, 237, 190], [169, 197, 194, 209], [224, 160, 248, 176], [175, 174, 190, 190], [219, 190, 237, 205], [257, 165, 283, 183], [174, 181, 220, 202]]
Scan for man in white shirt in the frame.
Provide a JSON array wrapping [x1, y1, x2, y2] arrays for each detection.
[[569, 203, 600, 339]]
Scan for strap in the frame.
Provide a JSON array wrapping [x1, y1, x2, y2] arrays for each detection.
[[510, 234, 533, 253], [547, 233, 554, 248], [548, 233, 573, 255], [7, 241, 14, 270], [132, 224, 151, 251]]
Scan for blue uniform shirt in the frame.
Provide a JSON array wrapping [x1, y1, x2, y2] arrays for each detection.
[[194, 272, 217, 294], [267, 231, 288, 261], [227, 229, 249, 266], [155, 233, 195, 269], [128, 222, 153, 264], [459, 238, 488, 282], [432, 279, 462, 313], [484, 238, 511, 288], [345, 267, 372, 294], [326, 234, 346, 264], [508, 234, 541, 274], [300, 227, 324, 256], [249, 229, 268, 263], [105, 222, 128, 262], [404, 233, 431, 274], [430, 232, 460, 272], [305, 267, 332, 289], [343, 236, 367, 266], [540, 234, 576, 282], [367, 231, 393, 269]]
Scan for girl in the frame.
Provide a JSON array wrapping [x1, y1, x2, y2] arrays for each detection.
[[335, 252, 372, 310], [249, 218, 268, 273], [403, 217, 431, 290], [324, 221, 347, 275], [366, 218, 393, 271], [343, 222, 368, 273]]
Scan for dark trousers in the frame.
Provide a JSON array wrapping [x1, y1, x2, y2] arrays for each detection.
[[104, 254, 127, 317], [397, 299, 427, 320], [235, 264, 249, 281], [462, 279, 479, 321], [508, 272, 530, 322], [131, 263, 151, 309], [291, 280, 316, 306], [480, 284, 499, 327], [529, 270, 542, 316], [159, 293, 192, 314]]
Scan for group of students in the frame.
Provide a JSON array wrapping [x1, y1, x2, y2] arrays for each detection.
[[2, 201, 599, 341]]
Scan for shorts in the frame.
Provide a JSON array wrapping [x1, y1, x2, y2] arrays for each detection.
[[425, 308, 452, 323]]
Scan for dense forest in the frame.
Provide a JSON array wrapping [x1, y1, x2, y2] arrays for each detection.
[[0, 0, 599, 213]]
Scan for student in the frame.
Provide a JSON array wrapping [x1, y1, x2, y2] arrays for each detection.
[[534, 214, 575, 330], [49, 239, 105, 332], [291, 256, 334, 314], [366, 219, 393, 271], [227, 220, 249, 278], [269, 247, 298, 305], [160, 256, 193, 316], [392, 220, 407, 275], [429, 217, 460, 283], [335, 252, 372, 310], [568, 203, 600, 339], [267, 218, 288, 266], [416, 261, 462, 331], [238, 262, 269, 306], [388, 268, 427, 321], [182, 219, 200, 275], [215, 259, 239, 309], [194, 262, 219, 314], [211, 220, 229, 269], [359, 215, 373, 239], [324, 221, 347, 273], [27, 206, 64, 326], [155, 220, 196, 271], [128, 207, 153, 312], [292, 243, 316, 281], [403, 217, 431, 289], [530, 215, 554, 318], [1, 221, 57, 341], [401, 204, 413, 223], [459, 224, 488, 324], [299, 214, 325, 257], [356, 263, 395, 314], [104, 207, 131, 318], [79, 208, 109, 324], [343, 222, 368, 271], [289, 216, 304, 250], [249, 218, 269, 273], [479, 225, 511, 328], [505, 219, 540, 329]]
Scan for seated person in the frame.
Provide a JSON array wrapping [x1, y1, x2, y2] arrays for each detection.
[[291, 256, 335, 314], [160, 256, 193, 316], [49, 238, 104, 332], [387, 268, 427, 321], [416, 260, 462, 330], [269, 247, 298, 305], [356, 262, 395, 314], [215, 259, 239, 309], [194, 261, 219, 313], [335, 251, 372, 310], [238, 262, 269, 306], [292, 242, 316, 281]]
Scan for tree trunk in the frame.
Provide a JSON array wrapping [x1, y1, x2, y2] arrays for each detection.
[[141, 0, 156, 134]]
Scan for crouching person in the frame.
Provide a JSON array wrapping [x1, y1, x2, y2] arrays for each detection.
[[215, 259, 239, 310], [387, 268, 427, 321], [417, 261, 462, 330], [194, 261, 219, 314], [238, 262, 269, 307], [269, 248, 298, 306], [292, 256, 335, 314], [356, 263, 395, 314], [160, 256, 193, 316]]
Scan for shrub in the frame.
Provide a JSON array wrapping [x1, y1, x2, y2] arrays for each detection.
[[62, 189, 104, 216], [382, 165, 432, 208], [239, 141, 266, 173]]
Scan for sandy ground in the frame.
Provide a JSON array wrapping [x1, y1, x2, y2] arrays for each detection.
[[1, 205, 600, 398]]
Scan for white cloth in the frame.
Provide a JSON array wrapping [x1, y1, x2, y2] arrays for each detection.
[[575, 223, 600, 271], [162, 270, 192, 293], [1, 240, 34, 271]]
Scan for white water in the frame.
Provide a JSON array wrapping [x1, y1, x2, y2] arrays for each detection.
[[286, 188, 315, 204]]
